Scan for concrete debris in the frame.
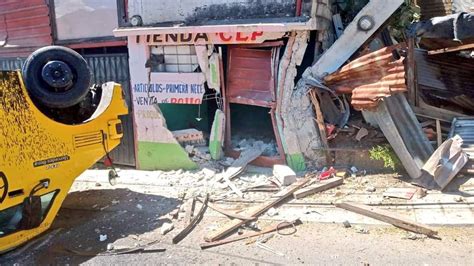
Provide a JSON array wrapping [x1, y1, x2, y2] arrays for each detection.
[[233, 138, 278, 157], [403, 232, 427, 241], [342, 220, 351, 228], [354, 226, 369, 234], [273, 165, 297, 186], [99, 234, 108, 242], [161, 222, 174, 235], [185, 145, 194, 154], [136, 204, 143, 210], [365, 186, 376, 193], [107, 243, 114, 251], [266, 207, 279, 217], [172, 128, 206, 147]]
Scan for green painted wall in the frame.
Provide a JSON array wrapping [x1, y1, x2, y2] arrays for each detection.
[[159, 103, 209, 131], [286, 153, 306, 172], [137, 141, 197, 171]]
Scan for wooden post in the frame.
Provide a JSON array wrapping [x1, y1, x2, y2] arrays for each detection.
[[407, 38, 418, 106]]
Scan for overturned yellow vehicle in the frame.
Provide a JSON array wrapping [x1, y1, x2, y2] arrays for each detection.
[[0, 46, 128, 253]]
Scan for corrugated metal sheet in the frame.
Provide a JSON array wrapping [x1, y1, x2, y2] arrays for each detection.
[[83, 54, 136, 166], [418, 0, 452, 19], [0, 0, 53, 58], [227, 47, 274, 106], [415, 48, 474, 112], [363, 94, 434, 179], [324, 45, 407, 110], [0, 54, 136, 166], [449, 117, 474, 161]]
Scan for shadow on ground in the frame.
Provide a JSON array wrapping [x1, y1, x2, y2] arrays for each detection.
[[1, 188, 180, 265]]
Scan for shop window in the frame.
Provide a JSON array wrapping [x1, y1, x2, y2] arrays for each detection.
[[150, 45, 200, 73], [53, 0, 120, 41]]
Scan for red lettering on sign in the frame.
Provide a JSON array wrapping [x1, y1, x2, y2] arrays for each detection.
[[218, 32, 233, 42], [236, 32, 249, 42], [170, 98, 202, 104], [251, 31, 264, 40]]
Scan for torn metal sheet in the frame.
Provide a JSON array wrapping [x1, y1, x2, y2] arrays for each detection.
[[324, 45, 407, 110], [449, 117, 474, 161], [362, 94, 434, 179], [420, 135, 468, 190]]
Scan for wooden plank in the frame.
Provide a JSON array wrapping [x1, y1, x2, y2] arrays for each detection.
[[428, 43, 474, 55], [407, 38, 417, 106], [436, 119, 442, 147], [293, 177, 343, 199], [218, 146, 264, 182], [172, 195, 208, 244], [204, 178, 310, 242], [200, 219, 302, 249], [335, 202, 438, 236]]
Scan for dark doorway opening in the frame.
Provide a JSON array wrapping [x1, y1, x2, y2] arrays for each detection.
[[230, 103, 279, 157]]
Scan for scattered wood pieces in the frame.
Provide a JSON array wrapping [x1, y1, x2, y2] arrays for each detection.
[[218, 146, 263, 182], [335, 202, 438, 236], [200, 219, 302, 249], [383, 187, 417, 200], [197, 198, 255, 221], [172, 194, 209, 244], [222, 174, 243, 198], [205, 178, 310, 242], [428, 43, 474, 55], [293, 177, 343, 199]]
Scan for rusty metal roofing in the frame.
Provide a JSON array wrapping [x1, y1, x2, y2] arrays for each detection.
[[0, 0, 53, 58], [418, 0, 452, 20], [324, 45, 407, 110]]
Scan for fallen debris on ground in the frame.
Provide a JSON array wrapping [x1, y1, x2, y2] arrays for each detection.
[[336, 202, 438, 237]]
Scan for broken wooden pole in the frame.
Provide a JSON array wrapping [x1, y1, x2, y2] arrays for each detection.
[[204, 178, 310, 242], [335, 202, 438, 237], [293, 177, 343, 199], [200, 219, 302, 249], [172, 195, 209, 244]]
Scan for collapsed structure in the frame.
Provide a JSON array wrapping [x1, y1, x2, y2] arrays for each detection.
[[110, 0, 473, 190]]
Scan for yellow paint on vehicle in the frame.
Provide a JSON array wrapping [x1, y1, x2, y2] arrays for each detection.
[[0, 71, 128, 253]]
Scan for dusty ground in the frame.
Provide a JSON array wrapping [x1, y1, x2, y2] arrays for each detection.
[[1, 168, 473, 265]]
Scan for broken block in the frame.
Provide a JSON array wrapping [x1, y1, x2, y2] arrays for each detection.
[[273, 164, 297, 186]]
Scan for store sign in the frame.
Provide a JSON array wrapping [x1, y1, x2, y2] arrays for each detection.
[[135, 31, 286, 45], [132, 73, 206, 106]]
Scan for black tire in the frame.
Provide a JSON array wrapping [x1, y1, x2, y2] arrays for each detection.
[[22, 46, 91, 108]]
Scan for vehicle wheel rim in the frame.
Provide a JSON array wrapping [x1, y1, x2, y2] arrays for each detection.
[[41, 60, 74, 91]]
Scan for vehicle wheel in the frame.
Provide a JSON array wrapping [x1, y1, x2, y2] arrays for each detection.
[[22, 46, 91, 108]]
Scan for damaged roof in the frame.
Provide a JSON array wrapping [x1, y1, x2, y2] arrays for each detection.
[[324, 45, 407, 110]]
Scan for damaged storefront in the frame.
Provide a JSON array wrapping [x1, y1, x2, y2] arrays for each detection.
[[114, 0, 333, 171]]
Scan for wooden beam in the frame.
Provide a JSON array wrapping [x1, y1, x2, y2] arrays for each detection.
[[198, 198, 255, 221], [407, 38, 417, 106], [428, 43, 474, 55], [200, 219, 302, 249], [172, 195, 208, 244], [204, 178, 310, 242], [293, 177, 343, 199], [335, 202, 438, 236], [436, 119, 442, 147]]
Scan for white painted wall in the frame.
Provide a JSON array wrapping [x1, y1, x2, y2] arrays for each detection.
[[128, 0, 295, 25]]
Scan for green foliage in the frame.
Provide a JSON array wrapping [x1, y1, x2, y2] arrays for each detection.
[[389, 0, 421, 41], [369, 145, 401, 170]]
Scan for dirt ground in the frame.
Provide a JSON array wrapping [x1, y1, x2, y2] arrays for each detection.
[[1, 168, 473, 265]]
